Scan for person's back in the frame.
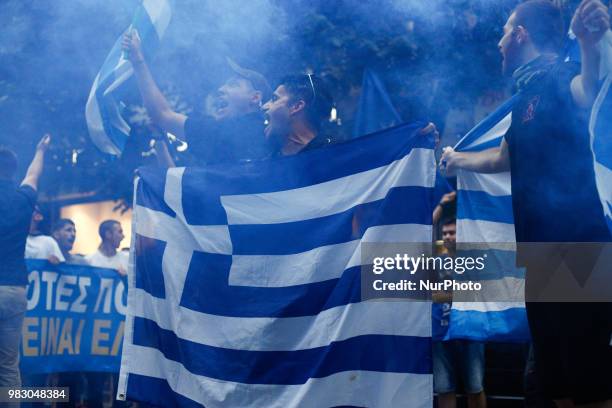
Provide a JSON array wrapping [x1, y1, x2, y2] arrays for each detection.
[[507, 57, 611, 243], [0, 180, 37, 286], [0, 135, 50, 390]]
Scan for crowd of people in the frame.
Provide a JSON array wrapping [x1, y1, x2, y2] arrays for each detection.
[[0, 0, 611, 406]]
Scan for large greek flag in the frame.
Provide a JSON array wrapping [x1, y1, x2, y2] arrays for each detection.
[[118, 124, 435, 407], [591, 30, 612, 234], [450, 97, 530, 342], [85, 0, 172, 155]]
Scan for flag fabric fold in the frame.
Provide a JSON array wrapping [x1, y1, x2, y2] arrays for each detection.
[[353, 69, 402, 138], [119, 123, 436, 407], [85, 0, 172, 156]]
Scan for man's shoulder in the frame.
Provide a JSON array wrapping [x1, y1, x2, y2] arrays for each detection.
[[28, 234, 55, 246], [67, 254, 89, 265], [26, 234, 64, 261], [85, 250, 102, 262], [0, 182, 36, 209]]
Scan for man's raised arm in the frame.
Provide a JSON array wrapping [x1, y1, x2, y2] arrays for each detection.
[[570, 0, 611, 108], [439, 137, 510, 177], [122, 30, 187, 139], [21, 134, 51, 191]]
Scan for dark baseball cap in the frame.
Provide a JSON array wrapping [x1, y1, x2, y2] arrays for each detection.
[[226, 57, 272, 103]]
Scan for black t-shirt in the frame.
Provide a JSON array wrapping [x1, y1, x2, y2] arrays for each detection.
[[183, 112, 270, 165], [505, 61, 610, 242], [0, 181, 37, 285]]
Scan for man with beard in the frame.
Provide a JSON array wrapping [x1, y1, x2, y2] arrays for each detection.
[[263, 74, 440, 155], [440, 0, 611, 406], [122, 31, 272, 165], [262, 74, 336, 155]]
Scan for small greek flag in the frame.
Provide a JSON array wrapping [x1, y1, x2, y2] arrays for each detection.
[[85, 0, 172, 155]]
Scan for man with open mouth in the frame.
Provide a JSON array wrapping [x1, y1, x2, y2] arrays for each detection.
[[122, 31, 272, 166]]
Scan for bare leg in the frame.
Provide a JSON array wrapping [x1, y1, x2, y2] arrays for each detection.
[[467, 391, 486, 408], [438, 392, 457, 408]]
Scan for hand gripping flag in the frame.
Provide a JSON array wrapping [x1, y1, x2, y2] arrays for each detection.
[[590, 30, 612, 234], [449, 96, 530, 342], [118, 123, 435, 407], [85, 0, 172, 156]]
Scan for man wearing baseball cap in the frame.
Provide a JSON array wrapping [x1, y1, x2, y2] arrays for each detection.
[[122, 31, 272, 165]]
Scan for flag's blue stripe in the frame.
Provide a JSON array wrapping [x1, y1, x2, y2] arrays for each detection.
[[180, 261, 361, 317], [457, 190, 513, 224], [454, 95, 517, 152], [229, 186, 432, 255], [126, 374, 201, 408], [134, 234, 167, 299], [458, 136, 504, 153], [132, 4, 162, 59], [181, 123, 433, 225], [135, 169, 176, 217], [446, 308, 530, 342], [132, 317, 432, 385]]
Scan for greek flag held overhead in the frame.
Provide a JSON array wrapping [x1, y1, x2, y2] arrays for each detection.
[[118, 123, 435, 407], [85, 0, 172, 156], [450, 96, 530, 342]]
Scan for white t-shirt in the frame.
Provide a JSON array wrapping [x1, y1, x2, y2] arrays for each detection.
[[25, 235, 65, 262], [86, 250, 129, 274]]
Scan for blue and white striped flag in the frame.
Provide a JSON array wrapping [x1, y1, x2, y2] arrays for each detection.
[[449, 96, 530, 342], [590, 30, 612, 234], [118, 123, 435, 407], [85, 0, 172, 156]]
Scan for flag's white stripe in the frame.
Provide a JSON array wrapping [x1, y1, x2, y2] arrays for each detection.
[[458, 171, 511, 196], [164, 167, 186, 219], [103, 61, 133, 96], [85, 74, 122, 155], [451, 301, 525, 313], [457, 219, 516, 243], [229, 224, 431, 287], [143, 0, 172, 39], [129, 288, 431, 351], [461, 113, 511, 151], [118, 177, 145, 401], [134, 205, 232, 255], [122, 344, 432, 408], [594, 162, 612, 219], [221, 148, 435, 225]]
